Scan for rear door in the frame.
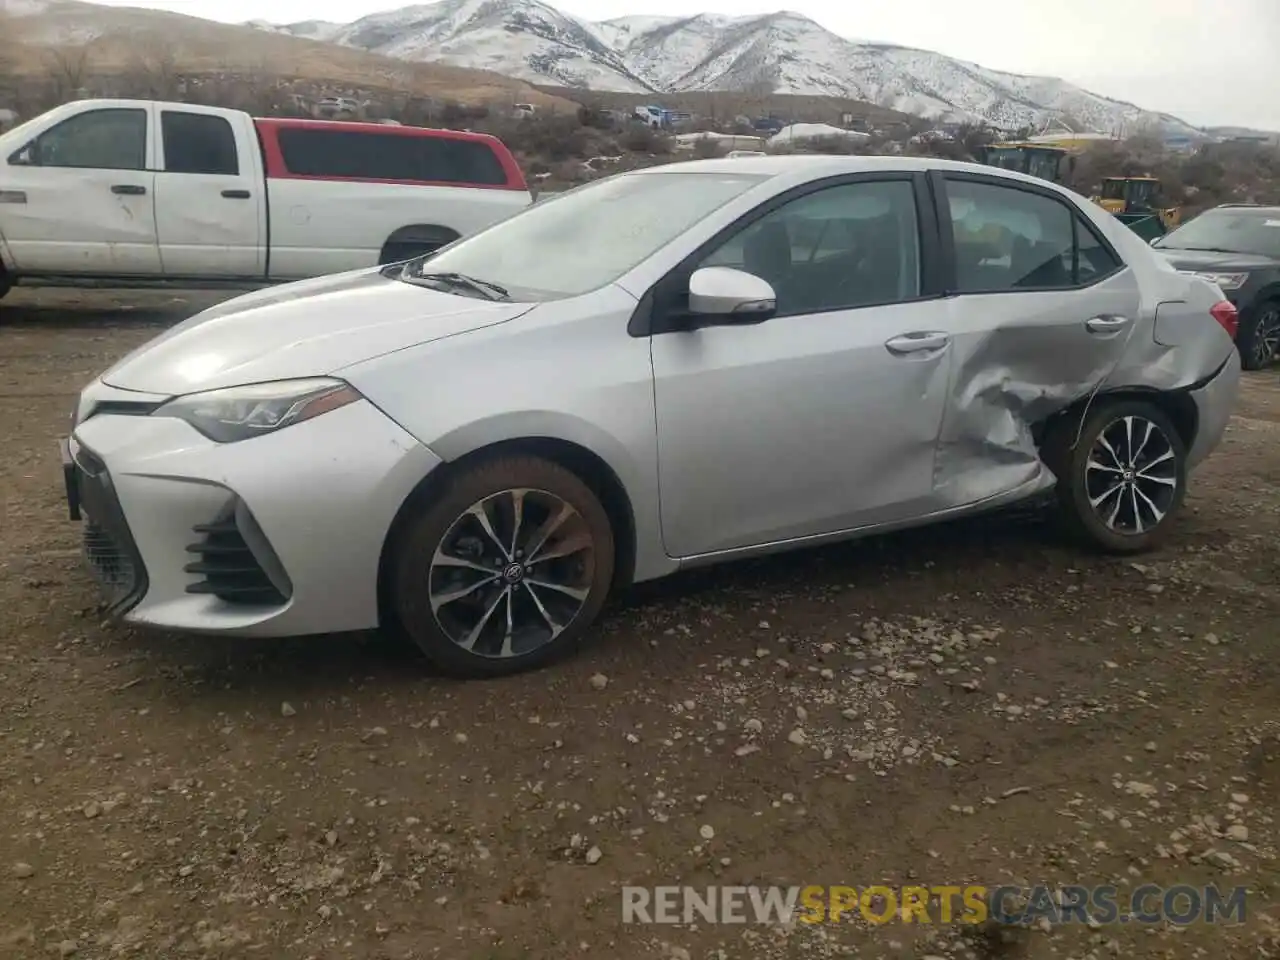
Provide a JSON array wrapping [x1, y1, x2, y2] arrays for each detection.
[[931, 170, 1139, 501], [1, 105, 159, 274], [153, 106, 264, 277]]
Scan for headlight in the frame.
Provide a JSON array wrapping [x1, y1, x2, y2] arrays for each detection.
[[152, 378, 362, 443], [1187, 271, 1248, 291]]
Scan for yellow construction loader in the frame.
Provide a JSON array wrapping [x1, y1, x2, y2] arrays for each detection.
[[1090, 177, 1183, 242], [972, 143, 1073, 184]]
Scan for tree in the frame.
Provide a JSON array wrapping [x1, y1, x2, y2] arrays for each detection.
[[123, 34, 182, 100], [45, 44, 94, 102], [953, 122, 996, 159]]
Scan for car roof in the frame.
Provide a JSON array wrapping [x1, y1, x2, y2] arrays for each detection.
[[633, 153, 1063, 191]]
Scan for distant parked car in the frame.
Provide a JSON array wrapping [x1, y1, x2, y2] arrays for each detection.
[[62, 156, 1239, 677], [0, 99, 532, 300], [1153, 203, 1280, 369]]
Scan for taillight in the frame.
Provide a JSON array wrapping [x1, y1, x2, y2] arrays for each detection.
[[1210, 300, 1238, 339]]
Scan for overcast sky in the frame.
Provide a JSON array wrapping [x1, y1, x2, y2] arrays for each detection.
[[88, 0, 1280, 130]]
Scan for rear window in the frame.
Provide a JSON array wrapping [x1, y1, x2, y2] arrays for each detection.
[[273, 127, 509, 187]]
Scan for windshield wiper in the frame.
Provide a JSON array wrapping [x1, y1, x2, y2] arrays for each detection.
[[1174, 246, 1247, 255], [401, 265, 510, 301]]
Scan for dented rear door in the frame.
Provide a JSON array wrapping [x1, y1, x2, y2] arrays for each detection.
[[930, 171, 1144, 505]]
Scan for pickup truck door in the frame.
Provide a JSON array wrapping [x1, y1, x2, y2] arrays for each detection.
[[153, 105, 265, 277], [0, 104, 160, 274]]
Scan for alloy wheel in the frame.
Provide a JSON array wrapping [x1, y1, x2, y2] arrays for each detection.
[[427, 488, 595, 659], [1084, 415, 1179, 536], [1254, 306, 1280, 367]]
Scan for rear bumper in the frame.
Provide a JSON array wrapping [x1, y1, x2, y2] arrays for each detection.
[[1186, 349, 1241, 469]]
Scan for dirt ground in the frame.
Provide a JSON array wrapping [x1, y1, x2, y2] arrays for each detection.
[[2, 288, 1280, 960]]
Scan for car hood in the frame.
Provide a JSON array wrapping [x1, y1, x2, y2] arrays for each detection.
[[1157, 249, 1279, 271], [100, 268, 536, 395]]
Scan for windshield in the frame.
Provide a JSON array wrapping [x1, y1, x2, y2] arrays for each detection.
[[415, 171, 768, 299], [1026, 151, 1063, 183], [1158, 209, 1280, 257], [982, 148, 1026, 173]]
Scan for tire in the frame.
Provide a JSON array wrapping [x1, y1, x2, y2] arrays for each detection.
[[379, 241, 440, 265], [1043, 398, 1188, 554], [390, 455, 615, 678], [1237, 299, 1280, 371]]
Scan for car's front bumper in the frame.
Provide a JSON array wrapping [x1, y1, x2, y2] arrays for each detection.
[[1185, 348, 1242, 470], [64, 398, 441, 637]]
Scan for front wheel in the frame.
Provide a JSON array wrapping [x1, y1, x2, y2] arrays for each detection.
[[389, 456, 615, 678], [1045, 400, 1188, 554]]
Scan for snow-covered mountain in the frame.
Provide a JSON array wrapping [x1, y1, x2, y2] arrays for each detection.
[[253, 0, 1198, 135]]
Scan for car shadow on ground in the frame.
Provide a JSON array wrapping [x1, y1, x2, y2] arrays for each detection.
[[0, 302, 193, 329], [98, 502, 1081, 704], [0, 289, 247, 328]]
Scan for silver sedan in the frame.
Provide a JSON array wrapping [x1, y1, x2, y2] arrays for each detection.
[[62, 156, 1241, 677]]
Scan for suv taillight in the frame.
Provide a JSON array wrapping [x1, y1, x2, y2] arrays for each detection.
[[1210, 300, 1238, 339]]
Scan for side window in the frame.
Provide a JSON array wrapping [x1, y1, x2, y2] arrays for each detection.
[[1076, 215, 1123, 283], [274, 128, 507, 186], [161, 111, 239, 176], [696, 180, 921, 317], [427, 139, 508, 186], [26, 109, 146, 171], [947, 179, 1074, 292]]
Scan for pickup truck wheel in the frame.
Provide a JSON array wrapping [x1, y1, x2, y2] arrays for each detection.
[[390, 456, 615, 678], [1044, 399, 1187, 555], [380, 241, 440, 264], [0, 271, 11, 300], [379, 226, 460, 266]]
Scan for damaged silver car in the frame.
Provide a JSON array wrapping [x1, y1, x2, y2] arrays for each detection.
[[67, 155, 1240, 678]]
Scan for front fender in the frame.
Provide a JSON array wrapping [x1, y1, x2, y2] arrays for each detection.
[[344, 288, 675, 583]]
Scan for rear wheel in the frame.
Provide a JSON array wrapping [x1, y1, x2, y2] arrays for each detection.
[[380, 241, 440, 264], [390, 456, 615, 678], [1238, 299, 1280, 371], [1044, 399, 1187, 554]]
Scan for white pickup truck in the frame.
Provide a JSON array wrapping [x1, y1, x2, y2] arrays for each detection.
[[0, 99, 533, 298]]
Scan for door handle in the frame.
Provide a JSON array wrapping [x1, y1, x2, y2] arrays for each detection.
[[221, 189, 251, 199], [885, 331, 950, 355], [111, 184, 146, 195], [1085, 315, 1130, 333]]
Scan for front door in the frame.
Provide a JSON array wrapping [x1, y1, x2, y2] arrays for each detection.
[[650, 176, 955, 559], [153, 107, 264, 277], [1, 105, 160, 274], [933, 172, 1143, 502]]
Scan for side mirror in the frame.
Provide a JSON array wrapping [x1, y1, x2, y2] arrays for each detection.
[[8, 144, 35, 166], [687, 267, 776, 323]]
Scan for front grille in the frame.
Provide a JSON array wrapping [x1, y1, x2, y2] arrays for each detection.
[[84, 522, 137, 591], [73, 448, 148, 613], [185, 506, 290, 606]]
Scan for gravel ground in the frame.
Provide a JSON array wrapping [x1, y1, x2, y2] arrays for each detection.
[[2, 288, 1280, 960]]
